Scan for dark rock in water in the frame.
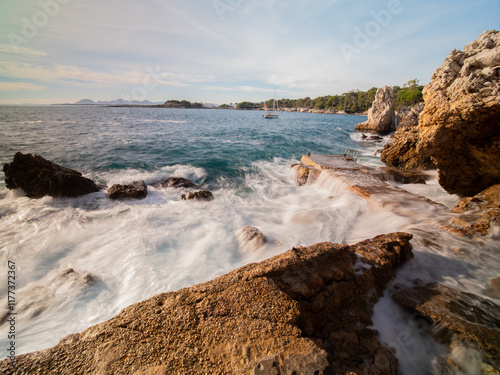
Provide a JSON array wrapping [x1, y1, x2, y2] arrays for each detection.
[[392, 282, 500, 363], [154, 177, 199, 189], [108, 181, 148, 200], [0, 232, 413, 375], [181, 190, 214, 201], [237, 225, 267, 252], [367, 135, 383, 141], [2, 152, 100, 198]]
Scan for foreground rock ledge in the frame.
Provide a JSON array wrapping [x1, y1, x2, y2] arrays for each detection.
[[1, 233, 414, 375]]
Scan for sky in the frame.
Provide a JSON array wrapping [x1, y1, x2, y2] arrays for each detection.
[[0, 0, 499, 105]]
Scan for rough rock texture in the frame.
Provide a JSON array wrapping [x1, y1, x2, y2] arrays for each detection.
[[396, 103, 424, 129], [1, 233, 414, 375], [154, 177, 199, 189], [392, 282, 500, 364], [237, 225, 268, 252], [2, 152, 100, 198], [355, 86, 396, 134], [108, 181, 148, 200], [445, 184, 500, 237], [417, 30, 500, 196], [293, 164, 322, 186], [380, 104, 434, 171], [181, 190, 214, 201]]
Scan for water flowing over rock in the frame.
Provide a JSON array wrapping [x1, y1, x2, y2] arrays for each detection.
[[237, 225, 268, 252], [181, 190, 214, 201], [108, 181, 148, 200], [355, 86, 396, 134], [392, 282, 500, 364], [417, 30, 500, 196], [0, 233, 413, 375], [293, 164, 321, 186], [2, 152, 100, 198], [380, 104, 434, 171]]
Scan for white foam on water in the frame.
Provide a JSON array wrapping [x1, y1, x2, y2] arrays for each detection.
[[0, 157, 498, 375]]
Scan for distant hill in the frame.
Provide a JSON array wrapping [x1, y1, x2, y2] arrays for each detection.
[[72, 99, 164, 105]]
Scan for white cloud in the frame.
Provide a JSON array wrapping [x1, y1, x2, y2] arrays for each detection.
[[0, 82, 45, 92]]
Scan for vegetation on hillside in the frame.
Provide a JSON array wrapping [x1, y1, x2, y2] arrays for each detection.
[[260, 80, 423, 113]]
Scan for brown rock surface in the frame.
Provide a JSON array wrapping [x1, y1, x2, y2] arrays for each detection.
[[445, 184, 500, 236], [293, 164, 321, 186], [392, 282, 500, 364], [381, 104, 434, 171], [108, 181, 148, 200], [417, 30, 500, 196], [2, 152, 100, 198], [1, 232, 414, 375], [355, 86, 396, 135]]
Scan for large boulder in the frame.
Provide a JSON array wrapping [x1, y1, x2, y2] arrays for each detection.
[[355, 86, 396, 134], [108, 181, 148, 200], [417, 30, 500, 196], [381, 104, 434, 170], [2, 152, 100, 198], [237, 225, 268, 252], [0, 233, 413, 375], [392, 282, 500, 364]]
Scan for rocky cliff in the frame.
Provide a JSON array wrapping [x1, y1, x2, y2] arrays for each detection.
[[1, 233, 414, 375], [355, 86, 396, 135], [417, 30, 500, 196]]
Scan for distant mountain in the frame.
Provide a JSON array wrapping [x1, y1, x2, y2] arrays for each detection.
[[73, 99, 164, 105]]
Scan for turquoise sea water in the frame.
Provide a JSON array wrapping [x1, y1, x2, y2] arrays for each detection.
[[0, 106, 498, 374]]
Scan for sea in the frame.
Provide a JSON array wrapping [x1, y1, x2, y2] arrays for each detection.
[[0, 106, 498, 374]]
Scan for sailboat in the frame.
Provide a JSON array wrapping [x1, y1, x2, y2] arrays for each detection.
[[263, 88, 279, 119]]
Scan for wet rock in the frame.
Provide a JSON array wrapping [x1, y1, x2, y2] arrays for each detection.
[[181, 190, 214, 201], [355, 86, 396, 134], [237, 226, 267, 252], [2, 152, 100, 198], [379, 167, 427, 184], [392, 282, 500, 363], [0, 232, 413, 375], [154, 177, 199, 189], [108, 181, 148, 200], [293, 164, 321, 186], [446, 184, 500, 237], [417, 30, 500, 196]]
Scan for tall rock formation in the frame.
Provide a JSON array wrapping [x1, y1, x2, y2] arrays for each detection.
[[1, 233, 414, 375], [417, 30, 500, 196], [381, 103, 434, 170], [355, 86, 396, 134]]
